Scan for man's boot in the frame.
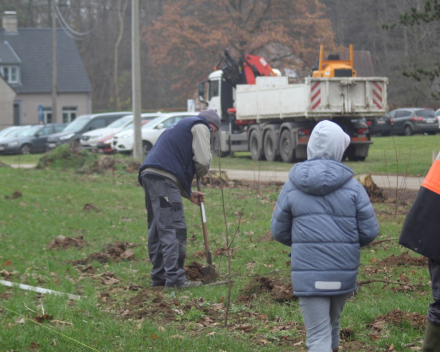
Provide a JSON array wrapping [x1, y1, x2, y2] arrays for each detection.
[[422, 320, 440, 352]]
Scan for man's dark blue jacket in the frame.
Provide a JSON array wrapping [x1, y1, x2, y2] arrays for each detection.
[[138, 115, 210, 196]]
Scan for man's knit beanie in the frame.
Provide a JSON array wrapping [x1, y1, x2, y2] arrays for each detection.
[[199, 109, 221, 130]]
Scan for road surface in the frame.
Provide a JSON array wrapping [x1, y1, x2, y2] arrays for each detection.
[[217, 169, 424, 191]]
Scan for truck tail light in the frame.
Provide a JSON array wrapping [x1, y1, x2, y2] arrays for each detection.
[[298, 129, 311, 143], [389, 116, 393, 124], [411, 116, 424, 121], [299, 129, 311, 135]]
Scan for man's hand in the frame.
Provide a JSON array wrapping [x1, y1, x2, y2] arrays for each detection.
[[190, 191, 205, 206]]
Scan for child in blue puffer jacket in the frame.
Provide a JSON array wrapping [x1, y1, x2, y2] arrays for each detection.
[[271, 120, 378, 352]]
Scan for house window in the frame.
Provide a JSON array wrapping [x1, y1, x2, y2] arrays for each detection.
[[63, 107, 77, 123], [1, 66, 20, 84], [43, 107, 52, 124]]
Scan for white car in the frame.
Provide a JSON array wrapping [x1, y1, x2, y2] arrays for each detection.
[[80, 112, 162, 149], [80, 114, 131, 149], [113, 112, 198, 155], [0, 126, 28, 142]]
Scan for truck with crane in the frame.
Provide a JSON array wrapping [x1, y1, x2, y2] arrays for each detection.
[[198, 45, 388, 162]]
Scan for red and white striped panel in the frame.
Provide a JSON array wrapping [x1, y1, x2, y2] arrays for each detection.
[[311, 81, 321, 110], [372, 82, 383, 109]]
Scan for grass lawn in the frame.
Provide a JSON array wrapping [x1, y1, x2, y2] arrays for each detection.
[[211, 134, 440, 177], [0, 165, 431, 351], [0, 153, 42, 165]]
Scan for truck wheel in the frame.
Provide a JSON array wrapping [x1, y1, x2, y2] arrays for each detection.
[[404, 125, 413, 136], [211, 135, 229, 158], [249, 131, 265, 161], [279, 130, 295, 163], [263, 130, 279, 162]]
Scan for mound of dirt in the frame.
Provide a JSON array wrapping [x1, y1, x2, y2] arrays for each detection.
[[37, 144, 98, 170], [48, 235, 87, 249], [368, 308, 426, 331], [375, 252, 428, 267], [200, 170, 230, 186], [354, 174, 385, 202], [185, 261, 205, 281], [71, 241, 136, 265], [77, 156, 142, 174], [124, 160, 141, 173], [238, 276, 296, 302], [4, 190, 22, 199], [82, 203, 100, 212]]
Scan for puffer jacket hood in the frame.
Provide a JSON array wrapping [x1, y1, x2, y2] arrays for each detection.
[[290, 159, 354, 196], [307, 120, 350, 162]]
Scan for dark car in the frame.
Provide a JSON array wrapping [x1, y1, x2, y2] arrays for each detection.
[[388, 108, 438, 136], [369, 113, 393, 136], [46, 111, 131, 150], [0, 124, 66, 155]]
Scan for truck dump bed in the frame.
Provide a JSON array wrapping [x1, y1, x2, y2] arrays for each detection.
[[235, 76, 388, 121]]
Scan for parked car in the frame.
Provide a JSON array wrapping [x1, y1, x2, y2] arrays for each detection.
[[388, 108, 438, 136], [369, 113, 393, 136], [80, 112, 162, 151], [0, 123, 66, 155], [0, 126, 24, 140], [0, 126, 31, 142], [96, 117, 158, 154], [46, 111, 131, 150], [113, 112, 197, 155], [435, 108, 440, 129]]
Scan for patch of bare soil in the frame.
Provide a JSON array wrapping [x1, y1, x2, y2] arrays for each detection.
[[381, 188, 419, 205], [238, 276, 296, 303], [4, 190, 22, 199], [82, 203, 100, 212], [340, 341, 377, 352], [71, 241, 137, 265], [48, 235, 87, 249], [123, 289, 194, 323], [368, 308, 426, 331], [257, 231, 274, 243], [107, 287, 303, 347], [0, 290, 12, 300], [375, 252, 428, 267]]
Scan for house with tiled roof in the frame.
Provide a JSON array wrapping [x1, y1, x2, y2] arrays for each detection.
[[0, 11, 92, 129]]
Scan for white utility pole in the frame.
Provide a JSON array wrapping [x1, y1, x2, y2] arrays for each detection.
[[132, 0, 142, 159], [51, 0, 57, 123]]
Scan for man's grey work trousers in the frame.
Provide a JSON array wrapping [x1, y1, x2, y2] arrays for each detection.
[[298, 293, 350, 352], [429, 258, 440, 325], [142, 173, 187, 288]]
